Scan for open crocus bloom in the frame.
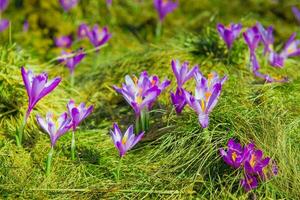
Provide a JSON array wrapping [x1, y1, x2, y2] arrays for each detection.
[[55, 36, 72, 48], [58, 49, 85, 74], [217, 23, 242, 49], [67, 99, 94, 130], [36, 112, 72, 147], [240, 173, 258, 192], [153, 0, 178, 22], [0, 0, 9, 12], [243, 26, 261, 55], [21, 67, 61, 121], [184, 71, 227, 128], [113, 71, 171, 117], [243, 143, 270, 176], [171, 59, 198, 88], [256, 22, 274, 54], [59, 0, 78, 12], [110, 123, 144, 157], [87, 25, 111, 48], [0, 19, 9, 32], [219, 139, 246, 169], [281, 33, 300, 58]]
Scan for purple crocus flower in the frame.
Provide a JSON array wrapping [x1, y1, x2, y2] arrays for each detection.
[[184, 71, 227, 128], [0, 0, 8, 12], [110, 123, 144, 157], [113, 71, 171, 117], [256, 22, 274, 54], [0, 19, 9, 32], [292, 6, 300, 23], [217, 23, 242, 49], [59, 0, 78, 12], [240, 174, 258, 192], [67, 99, 94, 130], [87, 25, 111, 48], [77, 23, 89, 39], [36, 112, 72, 147], [55, 36, 72, 48], [153, 0, 178, 22], [281, 33, 300, 58], [21, 67, 61, 121], [171, 88, 187, 114], [219, 139, 246, 169], [106, 0, 112, 6], [243, 143, 270, 176], [251, 53, 288, 83], [58, 49, 85, 74], [268, 51, 285, 68], [171, 59, 198, 88], [243, 26, 261, 55], [23, 20, 29, 32]]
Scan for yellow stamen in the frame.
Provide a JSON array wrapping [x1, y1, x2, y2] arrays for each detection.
[[201, 100, 205, 111], [207, 73, 214, 80], [232, 152, 237, 162], [133, 76, 138, 85], [136, 96, 143, 104], [151, 79, 157, 86], [247, 177, 253, 185], [250, 154, 256, 167], [122, 136, 128, 144], [205, 92, 212, 101]]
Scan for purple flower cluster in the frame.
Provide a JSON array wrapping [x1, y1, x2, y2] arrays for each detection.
[[217, 23, 242, 49], [170, 60, 227, 128], [220, 139, 277, 192]]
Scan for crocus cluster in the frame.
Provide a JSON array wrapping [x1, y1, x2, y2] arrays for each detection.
[[220, 139, 277, 192], [114, 71, 170, 132], [0, 0, 9, 33], [217, 23, 242, 49], [243, 22, 298, 82], [170, 60, 198, 114]]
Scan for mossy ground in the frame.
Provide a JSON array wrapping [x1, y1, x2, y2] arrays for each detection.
[[1, 0, 300, 199]]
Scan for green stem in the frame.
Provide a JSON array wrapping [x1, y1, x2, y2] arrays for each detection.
[[70, 71, 75, 88], [155, 20, 162, 41], [135, 116, 140, 135], [116, 157, 123, 182], [46, 147, 54, 176], [141, 110, 146, 132], [71, 130, 76, 160], [16, 110, 28, 147]]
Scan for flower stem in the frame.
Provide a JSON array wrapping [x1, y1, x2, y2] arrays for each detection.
[[46, 147, 54, 176], [16, 109, 29, 147], [70, 71, 75, 88], [135, 116, 140, 135], [155, 20, 162, 41], [71, 130, 76, 160], [116, 157, 123, 182]]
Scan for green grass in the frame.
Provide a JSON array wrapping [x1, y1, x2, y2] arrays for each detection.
[[1, 0, 300, 199]]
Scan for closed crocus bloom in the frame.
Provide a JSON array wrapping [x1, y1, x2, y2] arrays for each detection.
[[153, 0, 178, 22], [281, 33, 300, 58], [110, 123, 144, 157], [243, 26, 261, 55], [0, 0, 8, 12], [21, 67, 61, 121], [256, 22, 274, 54], [67, 99, 94, 130], [220, 139, 246, 169], [240, 174, 258, 192], [170, 88, 187, 114], [59, 49, 85, 74], [171, 59, 198, 88], [59, 0, 78, 12], [184, 71, 227, 128], [36, 112, 72, 147], [0, 19, 9, 32], [23, 20, 29, 32], [77, 23, 89, 39], [217, 23, 242, 49], [113, 71, 170, 117], [55, 36, 72, 48], [292, 6, 300, 23], [87, 25, 111, 48], [106, 0, 112, 6], [268, 51, 285, 68]]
